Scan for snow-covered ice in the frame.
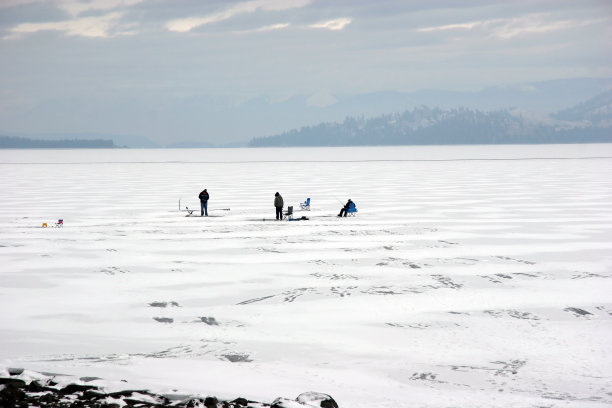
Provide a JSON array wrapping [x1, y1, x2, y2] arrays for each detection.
[[1, 144, 611, 407]]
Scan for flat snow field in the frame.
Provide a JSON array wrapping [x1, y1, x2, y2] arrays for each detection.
[[1, 144, 611, 407]]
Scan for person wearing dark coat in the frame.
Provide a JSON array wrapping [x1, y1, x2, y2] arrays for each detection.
[[199, 189, 209, 216], [338, 199, 355, 217], [274, 192, 284, 220]]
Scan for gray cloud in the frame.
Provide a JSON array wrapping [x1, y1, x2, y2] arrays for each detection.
[[0, 2, 69, 30]]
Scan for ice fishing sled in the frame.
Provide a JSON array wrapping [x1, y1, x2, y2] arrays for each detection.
[[182, 207, 230, 216]]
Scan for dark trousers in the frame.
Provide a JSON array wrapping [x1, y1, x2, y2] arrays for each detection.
[[338, 207, 348, 217], [201, 201, 208, 216], [276, 206, 283, 220]]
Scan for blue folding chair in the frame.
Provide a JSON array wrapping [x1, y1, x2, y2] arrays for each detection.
[[346, 202, 357, 216], [300, 198, 311, 211]]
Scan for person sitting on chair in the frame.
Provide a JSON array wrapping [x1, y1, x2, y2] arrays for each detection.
[[338, 199, 355, 217], [199, 188, 209, 216]]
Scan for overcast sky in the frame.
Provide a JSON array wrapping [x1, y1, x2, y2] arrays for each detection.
[[1, 0, 611, 144]]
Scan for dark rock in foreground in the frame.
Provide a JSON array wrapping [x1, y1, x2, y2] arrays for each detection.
[[272, 392, 339, 408], [0, 371, 339, 408]]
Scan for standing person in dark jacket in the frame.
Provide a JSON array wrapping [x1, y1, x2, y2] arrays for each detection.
[[199, 189, 209, 216], [338, 199, 354, 217], [274, 192, 284, 220]]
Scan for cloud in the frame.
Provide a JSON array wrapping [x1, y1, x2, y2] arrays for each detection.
[[230, 23, 291, 35], [0, 0, 39, 8], [307, 91, 337, 107], [416, 13, 607, 39], [492, 15, 601, 39], [309, 18, 352, 31], [416, 21, 481, 32], [166, 0, 310, 33], [0, 0, 145, 16], [54, 0, 145, 17], [5, 12, 132, 39], [255, 23, 290, 32]]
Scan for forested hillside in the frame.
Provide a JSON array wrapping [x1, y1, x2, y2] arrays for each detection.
[[250, 92, 612, 147]]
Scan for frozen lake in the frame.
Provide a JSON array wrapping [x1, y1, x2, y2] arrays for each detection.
[[1, 144, 611, 407]]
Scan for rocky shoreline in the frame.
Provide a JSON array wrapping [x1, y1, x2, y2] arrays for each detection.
[[0, 369, 339, 408]]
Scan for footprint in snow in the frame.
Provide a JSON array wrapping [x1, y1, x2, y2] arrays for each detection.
[[149, 301, 180, 308], [222, 354, 252, 363], [200, 317, 219, 325], [563, 307, 593, 317], [152, 317, 173, 323]]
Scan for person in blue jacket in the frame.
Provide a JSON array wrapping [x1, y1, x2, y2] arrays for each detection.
[[338, 199, 355, 217]]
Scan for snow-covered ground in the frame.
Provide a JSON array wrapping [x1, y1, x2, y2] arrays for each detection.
[[1, 144, 611, 407]]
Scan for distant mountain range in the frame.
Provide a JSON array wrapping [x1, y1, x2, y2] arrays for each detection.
[[249, 91, 612, 147], [551, 90, 612, 127], [2, 78, 611, 148]]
